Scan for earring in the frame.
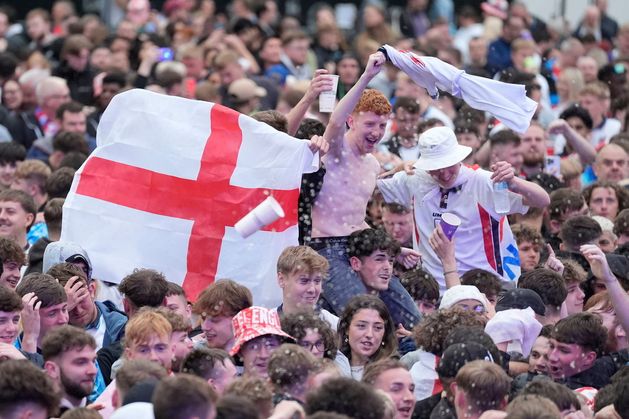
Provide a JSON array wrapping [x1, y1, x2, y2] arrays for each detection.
[[381, 341, 385, 346], [344, 337, 349, 343]]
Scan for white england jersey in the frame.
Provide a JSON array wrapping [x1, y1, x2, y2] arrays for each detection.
[[378, 165, 527, 292]]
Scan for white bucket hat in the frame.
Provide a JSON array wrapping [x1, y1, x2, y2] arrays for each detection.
[[439, 285, 487, 311], [413, 127, 472, 171]]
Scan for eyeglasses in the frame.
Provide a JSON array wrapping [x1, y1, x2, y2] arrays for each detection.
[[299, 340, 325, 352], [473, 305, 486, 314], [243, 337, 281, 351]]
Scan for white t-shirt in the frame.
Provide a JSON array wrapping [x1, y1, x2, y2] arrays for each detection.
[[378, 165, 527, 291], [399, 144, 421, 162], [591, 117, 621, 147]]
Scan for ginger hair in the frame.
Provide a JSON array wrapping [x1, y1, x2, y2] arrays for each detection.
[[352, 89, 391, 116]]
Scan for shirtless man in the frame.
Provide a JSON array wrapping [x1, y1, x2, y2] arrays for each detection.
[[310, 52, 421, 329]]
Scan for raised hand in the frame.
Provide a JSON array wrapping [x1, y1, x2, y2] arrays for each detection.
[[547, 119, 569, 136], [64, 276, 90, 311], [305, 69, 336, 101], [20, 292, 41, 352], [308, 135, 330, 157], [364, 52, 386, 80], [581, 244, 614, 282], [543, 244, 564, 275], [429, 223, 455, 262]]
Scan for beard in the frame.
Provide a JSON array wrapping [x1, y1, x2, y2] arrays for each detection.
[[523, 151, 545, 167], [60, 371, 94, 400]]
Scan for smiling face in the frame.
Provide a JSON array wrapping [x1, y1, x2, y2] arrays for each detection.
[[0, 200, 34, 244], [0, 310, 20, 344], [349, 111, 389, 154], [201, 315, 234, 350], [427, 163, 462, 189], [348, 308, 385, 365], [278, 269, 324, 312], [0, 260, 23, 289], [528, 336, 550, 374], [350, 250, 394, 292], [373, 368, 416, 419]]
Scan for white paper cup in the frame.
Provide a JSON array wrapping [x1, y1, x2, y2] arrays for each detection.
[[235, 196, 285, 238], [319, 75, 339, 113], [440, 213, 461, 241]]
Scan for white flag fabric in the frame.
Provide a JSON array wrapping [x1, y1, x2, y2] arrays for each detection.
[[381, 45, 537, 133], [61, 89, 317, 307]]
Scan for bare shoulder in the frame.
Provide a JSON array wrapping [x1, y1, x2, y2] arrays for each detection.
[[366, 153, 381, 172]]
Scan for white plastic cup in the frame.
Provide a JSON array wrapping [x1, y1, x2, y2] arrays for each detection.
[[319, 75, 339, 113], [440, 213, 461, 241], [234, 196, 285, 238]]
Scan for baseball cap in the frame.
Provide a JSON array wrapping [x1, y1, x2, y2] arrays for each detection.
[[413, 127, 472, 171], [436, 342, 494, 379], [228, 79, 267, 103], [229, 306, 294, 356], [496, 288, 546, 316]]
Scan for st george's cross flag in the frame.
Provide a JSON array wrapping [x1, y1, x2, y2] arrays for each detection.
[[61, 89, 318, 306]]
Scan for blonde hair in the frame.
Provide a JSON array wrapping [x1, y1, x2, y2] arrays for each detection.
[[15, 159, 51, 194], [558, 68, 585, 103], [277, 245, 329, 276], [124, 310, 172, 347], [511, 38, 536, 54], [560, 156, 583, 183], [580, 81, 611, 100]]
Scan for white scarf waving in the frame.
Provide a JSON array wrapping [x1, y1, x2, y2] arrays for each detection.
[[380, 45, 537, 134]]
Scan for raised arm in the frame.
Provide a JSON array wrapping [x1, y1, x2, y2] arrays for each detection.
[[490, 161, 551, 208], [429, 224, 461, 289], [286, 70, 334, 136], [323, 52, 386, 150], [581, 244, 629, 340], [547, 119, 596, 165]]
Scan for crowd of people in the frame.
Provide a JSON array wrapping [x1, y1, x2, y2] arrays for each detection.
[[0, 0, 628, 418]]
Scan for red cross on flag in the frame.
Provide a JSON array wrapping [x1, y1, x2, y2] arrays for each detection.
[[61, 89, 317, 306]]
